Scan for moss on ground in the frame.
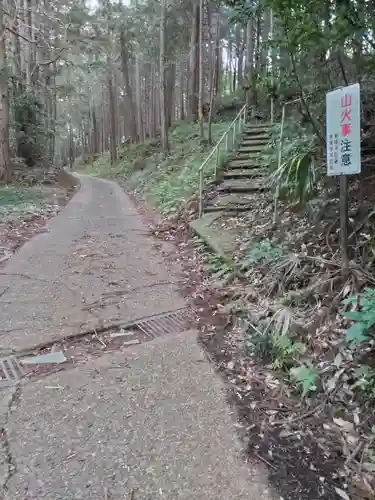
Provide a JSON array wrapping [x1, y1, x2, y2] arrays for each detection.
[[79, 120, 231, 214], [0, 185, 48, 220]]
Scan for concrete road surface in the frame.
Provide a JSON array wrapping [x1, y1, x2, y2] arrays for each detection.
[[0, 175, 275, 499]]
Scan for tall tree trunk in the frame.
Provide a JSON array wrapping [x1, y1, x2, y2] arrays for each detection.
[[92, 107, 99, 153], [160, 0, 169, 152], [26, 0, 34, 87], [179, 60, 186, 120], [236, 25, 244, 89], [207, 52, 217, 145], [246, 19, 254, 107], [49, 60, 58, 163], [260, 9, 271, 73], [68, 119, 74, 170], [252, 15, 261, 109], [198, 0, 204, 139], [0, 10, 10, 182], [228, 40, 233, 93], [149, 65, 156, 137], [188, 1, 200, 120], [120, 28, 138, 142], [107, 61, 117, 164], [215, 16, 221, 96], [166, 62, 176, 128], [135, 48, 144, 141]]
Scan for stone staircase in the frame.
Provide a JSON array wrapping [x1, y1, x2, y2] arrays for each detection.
[[204, 123, 271, 213], [190, 123, 271, 258]]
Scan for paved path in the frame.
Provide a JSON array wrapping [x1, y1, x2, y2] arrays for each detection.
[[0, 175, 274, 499], [0, 175, 184, 353]]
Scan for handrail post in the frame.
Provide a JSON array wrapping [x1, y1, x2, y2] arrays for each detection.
[[273, 103, 286, 224], [215, 143, 220, 177], [199, 168, 203, 218]]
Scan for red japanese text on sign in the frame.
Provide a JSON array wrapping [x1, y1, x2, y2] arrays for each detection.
[[341, 95, 352, 108], [340, 94, 352, 137]]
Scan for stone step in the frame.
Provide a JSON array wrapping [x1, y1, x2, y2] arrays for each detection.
[[223, 169, 268, 179], [230, 151, 260, 158], [242, 132, 269, 139], [246, 123, 271, 129], [205, 194, 255, 213], [232, 154, 261, 162], [241, 138, 269, 146], [217, 179, 267, 194], [244, 127, 270, 135], [190, 213, 236, 258], [243, 133, 269, 140], [227, 160, 260, 169], [238, 145, 265, 153], [240, 143, 268, 151]]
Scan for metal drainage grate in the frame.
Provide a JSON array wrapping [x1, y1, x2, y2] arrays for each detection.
[[0, 356, 23, 387], [134, 307, 195, 339]]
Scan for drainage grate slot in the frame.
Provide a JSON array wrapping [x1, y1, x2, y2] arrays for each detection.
[[135, 307, 194, 339], [0, 356, 23, 387]]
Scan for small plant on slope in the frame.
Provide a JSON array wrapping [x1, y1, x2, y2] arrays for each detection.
[[247, 326, 306, 371], [341, 288, 375, 345], [203, 252, 235, 285], [240, 238, 284, 274], [258, 120, 317, 203], [271, 150, 316, 204], [290, 362, 319, 397], [352, 365, 375, 400]]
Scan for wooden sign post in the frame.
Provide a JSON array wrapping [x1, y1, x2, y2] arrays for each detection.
[[326, 83, 361, 275]]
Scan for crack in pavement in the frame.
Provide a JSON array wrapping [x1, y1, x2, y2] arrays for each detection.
[[0, 385, 22, 500]]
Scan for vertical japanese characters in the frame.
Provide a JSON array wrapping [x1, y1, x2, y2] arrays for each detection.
[[326, 84, 360, 176], [340, 94, 352, 169]]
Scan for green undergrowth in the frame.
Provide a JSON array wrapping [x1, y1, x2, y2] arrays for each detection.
[[194, 233, 375, 403], [203, 233, 375, 404], [79, 120, 231, 214], [0, 185, 47, 220]]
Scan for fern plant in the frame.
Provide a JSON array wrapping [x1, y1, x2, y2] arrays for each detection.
[[247, 328, 306, 371]]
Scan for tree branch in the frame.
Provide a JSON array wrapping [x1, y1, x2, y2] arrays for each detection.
[[5, 26, 35, 44], [30, 23, 71, 74], [37, 47, 66, 67]]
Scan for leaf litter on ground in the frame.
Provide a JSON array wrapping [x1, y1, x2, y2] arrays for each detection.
[[0, 183, 71, 264], [125, 182, 375, 500]]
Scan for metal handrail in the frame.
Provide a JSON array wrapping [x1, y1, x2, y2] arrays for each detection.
[[198, 103, 248, 217]]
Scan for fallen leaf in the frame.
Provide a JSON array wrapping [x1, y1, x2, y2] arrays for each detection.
[[333, 418, 354, 433], [363, 462, 375, 473], [335, 487, 350, 500], [356, 475, 375, 499], [334, 353, 343, 368]]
